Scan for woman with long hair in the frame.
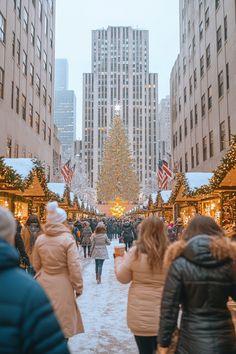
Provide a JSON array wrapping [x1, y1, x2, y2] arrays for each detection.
[[158, 215, 236, 354], [114, 216, 168, 354], [21, 214, 42, 263], [90, 222, 111, 284]]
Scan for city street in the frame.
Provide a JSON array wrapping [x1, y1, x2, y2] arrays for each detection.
[[69, 240, 137, 354]]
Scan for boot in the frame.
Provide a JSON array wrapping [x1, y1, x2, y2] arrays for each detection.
[[96, 273, 99, 283], [98, 274, 101, 284]]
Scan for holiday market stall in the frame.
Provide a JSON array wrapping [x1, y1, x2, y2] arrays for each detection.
[[152, 190, 172, 221]]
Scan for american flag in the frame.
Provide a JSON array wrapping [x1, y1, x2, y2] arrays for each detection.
[[157, 160, 164, 189], [162, 160, 173, 178], [157, 159, 173, 190], [61, 160, 75, 186]]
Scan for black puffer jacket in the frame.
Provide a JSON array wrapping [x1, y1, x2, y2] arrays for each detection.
[[159, 235, 236, 354], [122, 223, 134, 242]]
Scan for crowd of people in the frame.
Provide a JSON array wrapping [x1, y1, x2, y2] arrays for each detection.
[[0, 202, 235, 354]]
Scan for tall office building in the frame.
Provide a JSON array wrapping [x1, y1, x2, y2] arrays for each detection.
[[82, 26, 158, 190], [171, 0, 236, 173], [54, 59, 76, 163], [0, 0, 58, 179], [158, 96, 171, 163]]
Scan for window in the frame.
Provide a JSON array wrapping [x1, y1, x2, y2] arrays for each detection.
[[22, 51, 27, 75], [42, 86, 46, 105], [16, 86, 19, 113], [216, 0, 220, 9], [217, 26, 222, 52], [184, 87, 186, 103], [183, 57, 186, 74], [49, 29, 53, 48], [220, 121, 226, 151], [206, 44, 211, 68], [190, 109, 193, 129], [0, 12, 6, 43], [12, 32, 15, 57], [17, 40, 20, 65], [30, 23, 35, 46], [199, 21, 203, 40], [11, 81, 14, 108], [43, 51, 47, 71], [30, 63, 34, 85], [195, 104, 198, 125], [184, 118, 187, 136], [22, 94, 26, 120], [16, 0, 21, 18], [203, 136, 207, 161], [42, 120, 46, 140], [191, 147, 194, 168], [208, 85, 212, 110], [179, 157, 182, 173], [201, 93, 206, 117], [29, 104, 33, 127], [6, 137, 12, 158], [35, 113, 40, 134], [14, 143, 19, 158], [36, 36, 41, 59], [0, 67, 4, 99], [179, 125, 182, 142], [209, 131, 214, 157], [36, 74, 40, 96], [44, 15, 48, 35], [196, 143, 199, 165], [226, 63, 229, 90], [32, 0, 35, 7], [200, 55, 204, 77], [48, 96, 52, 114], [194, 68, 197, 88], [39, 0, 42, 21], [192, 35, 196, 54], [189, 76, 192, 95], [224, 16, 227, 41], [185, 152, 188, 172], [218, 70, 224, 98], [48, 127, 51, 145], [205, 8, 209, 29], [49, 64, 52, 81], [23, 7, 28, 32]]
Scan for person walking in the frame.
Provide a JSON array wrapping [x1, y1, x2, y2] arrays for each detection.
[[114, 216, 168, 354], [0, 207, 69, 354], [81, 221, 92, 258], [33, 201, 84, 340], [121, 220, 135, 251], [90, 222, 111, 284], [15, 219, 30, 268], [158, 215, 236, 354], [21, 214, 42, 263]]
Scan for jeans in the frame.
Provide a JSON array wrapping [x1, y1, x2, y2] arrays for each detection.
[[83, 245, 91, 258], [134, 335, 158, 354], [95, 259, 104, 275]]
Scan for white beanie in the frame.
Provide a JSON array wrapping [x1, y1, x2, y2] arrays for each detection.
[[46, 201, 67, 224]]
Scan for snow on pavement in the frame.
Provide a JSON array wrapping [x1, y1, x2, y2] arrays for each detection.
[[69, 240, 137, 354]]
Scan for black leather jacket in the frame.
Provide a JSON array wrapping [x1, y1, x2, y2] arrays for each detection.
[[159, 235, 236, 354]]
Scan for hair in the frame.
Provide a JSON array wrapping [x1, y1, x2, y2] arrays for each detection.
[[26, 214, 41, 227], [95, 224, 106, 234], [183, 215, 224, 241], [135, 216, 168, 271], [0, 207, 16, 243]]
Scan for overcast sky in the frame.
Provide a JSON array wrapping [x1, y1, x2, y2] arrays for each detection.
[[55, 0, 180, 138]]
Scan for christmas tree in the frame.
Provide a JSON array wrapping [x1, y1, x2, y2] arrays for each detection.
[[97, 115, 139, 203]]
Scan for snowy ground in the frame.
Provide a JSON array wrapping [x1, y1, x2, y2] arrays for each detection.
[[69, 240, 137, 354]]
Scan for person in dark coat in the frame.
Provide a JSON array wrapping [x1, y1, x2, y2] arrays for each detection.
[[0, 206, 69, 354], [122, 221, 135, 251], [15, 220, 30, 267], [158, 215, 236, 354]]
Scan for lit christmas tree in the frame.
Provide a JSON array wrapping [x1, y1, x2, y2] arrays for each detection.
[[97, 113, 139, 203]]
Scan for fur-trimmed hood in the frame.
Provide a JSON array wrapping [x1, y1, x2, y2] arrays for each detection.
[[164, 235, 236, 268]]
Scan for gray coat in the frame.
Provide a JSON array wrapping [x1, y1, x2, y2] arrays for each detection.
[[90, 233, 111, 260]]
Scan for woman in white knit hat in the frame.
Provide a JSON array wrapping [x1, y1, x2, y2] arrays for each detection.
[[33, 201, 84, 340]]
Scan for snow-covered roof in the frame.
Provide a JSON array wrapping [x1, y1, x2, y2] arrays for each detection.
[[161, 190, 172, 203], [3, 158, 34, 179], [185, 172, 213, 190], [47, 183, 66, 198]]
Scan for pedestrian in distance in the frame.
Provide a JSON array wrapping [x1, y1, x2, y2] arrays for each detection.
[[0, 206, 70, 354], [33, 201, 84, 340], [81, 221, 92, 257], [90, 222, 111, 284], [114, 216, 168, 354], [158, 215, 236, 354], [21, 214, 42, 264], [121, 219, 135, 251], [173, 217, 184, 240], [15, 219, 30, 268]]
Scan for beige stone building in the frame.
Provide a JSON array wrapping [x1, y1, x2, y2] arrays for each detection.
[[171, 0, 236, 173], [0, 0, 59, 180]]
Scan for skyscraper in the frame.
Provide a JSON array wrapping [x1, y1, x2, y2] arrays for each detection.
[[82, 26, 158, 190], [54, 59, 76, 163]]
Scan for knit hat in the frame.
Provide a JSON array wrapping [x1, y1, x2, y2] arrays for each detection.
[[0, 207, 16, 243], [46, 201, 67, 224], [97, 221, 105, 228]]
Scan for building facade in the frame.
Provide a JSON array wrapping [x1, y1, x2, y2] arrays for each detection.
[[54, 59, 76, 163], [82, 26, 158, 190], [171, 0, 236, 173], [0, 0, 57, 179], [158, 96, 171, 163]]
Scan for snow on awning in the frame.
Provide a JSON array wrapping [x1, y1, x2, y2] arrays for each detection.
[[185, 172, 213, 191], [3, 158, 34, 179], [47, 183, 66, 198]]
